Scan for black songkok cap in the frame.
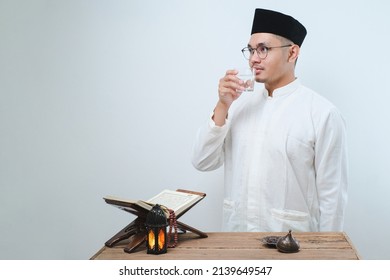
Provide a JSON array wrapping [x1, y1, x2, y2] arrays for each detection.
[[251, 8, 307, 47]]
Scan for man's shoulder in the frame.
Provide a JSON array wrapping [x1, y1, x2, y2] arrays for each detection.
[[297, 85, 345, 127], [298, 84, 339, 112]]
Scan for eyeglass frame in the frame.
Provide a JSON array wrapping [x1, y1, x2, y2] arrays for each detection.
[[241, 44, 293, 60]]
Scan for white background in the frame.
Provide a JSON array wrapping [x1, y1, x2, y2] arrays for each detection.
[[1, 0, 389, 260]]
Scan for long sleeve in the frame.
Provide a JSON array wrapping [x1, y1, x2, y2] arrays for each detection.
[[314, 108, 348, 231], [191, 116, 230, 171]]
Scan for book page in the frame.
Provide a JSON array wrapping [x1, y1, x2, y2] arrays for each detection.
[[146, 190, 201, 214], [104, 195, 137, 205], [103, 195, 147, 213], [104, 189, 204, 217]]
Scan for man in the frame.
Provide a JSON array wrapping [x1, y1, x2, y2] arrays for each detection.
[[192, 9, 348, 232]]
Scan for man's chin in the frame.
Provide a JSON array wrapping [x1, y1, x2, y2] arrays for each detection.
[[255, 77, 265, 83]]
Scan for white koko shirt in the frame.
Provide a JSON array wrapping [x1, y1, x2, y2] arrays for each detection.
[[192, 79, 348, 232]]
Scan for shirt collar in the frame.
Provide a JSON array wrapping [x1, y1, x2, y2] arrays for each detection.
[[262, 78, 301, 99]]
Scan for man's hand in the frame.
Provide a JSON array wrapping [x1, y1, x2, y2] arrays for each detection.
[[213, 70, 244, 126]]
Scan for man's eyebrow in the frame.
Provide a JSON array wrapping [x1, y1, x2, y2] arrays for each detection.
[[248, 42, 267, 48]]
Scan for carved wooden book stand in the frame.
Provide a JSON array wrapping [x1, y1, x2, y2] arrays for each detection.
[[104, 189, 208, 253]]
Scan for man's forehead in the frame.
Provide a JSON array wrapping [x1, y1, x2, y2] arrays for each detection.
[[248, 33, 280, 46]]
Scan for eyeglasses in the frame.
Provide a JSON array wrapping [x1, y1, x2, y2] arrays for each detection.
[[241, 44, 292, 60]]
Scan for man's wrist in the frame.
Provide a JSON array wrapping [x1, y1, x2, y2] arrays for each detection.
[[212, 101, 230, 126]]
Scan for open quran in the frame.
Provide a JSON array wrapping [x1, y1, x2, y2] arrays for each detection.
[[104, 189, 205, 217]]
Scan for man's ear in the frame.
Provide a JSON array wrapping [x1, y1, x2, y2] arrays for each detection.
[[288, 45, 300, 63]]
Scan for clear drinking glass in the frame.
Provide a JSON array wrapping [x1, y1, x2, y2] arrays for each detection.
[[236, 68, 254, 92]]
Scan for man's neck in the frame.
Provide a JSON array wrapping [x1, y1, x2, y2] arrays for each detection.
[[265, 75, 296, 97]]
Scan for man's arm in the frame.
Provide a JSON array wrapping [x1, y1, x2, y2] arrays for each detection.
[[191, 114, 229, 171], [315, 108, 348, 231], [191, 69, 244, 171]]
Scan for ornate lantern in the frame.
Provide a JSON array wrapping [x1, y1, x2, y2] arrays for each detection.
[[145, 204, 168, 254]]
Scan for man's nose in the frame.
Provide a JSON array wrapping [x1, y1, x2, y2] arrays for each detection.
[[249, 52, 261, 66]]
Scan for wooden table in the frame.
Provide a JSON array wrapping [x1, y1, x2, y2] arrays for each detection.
[[91, 232, 360, 260]]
